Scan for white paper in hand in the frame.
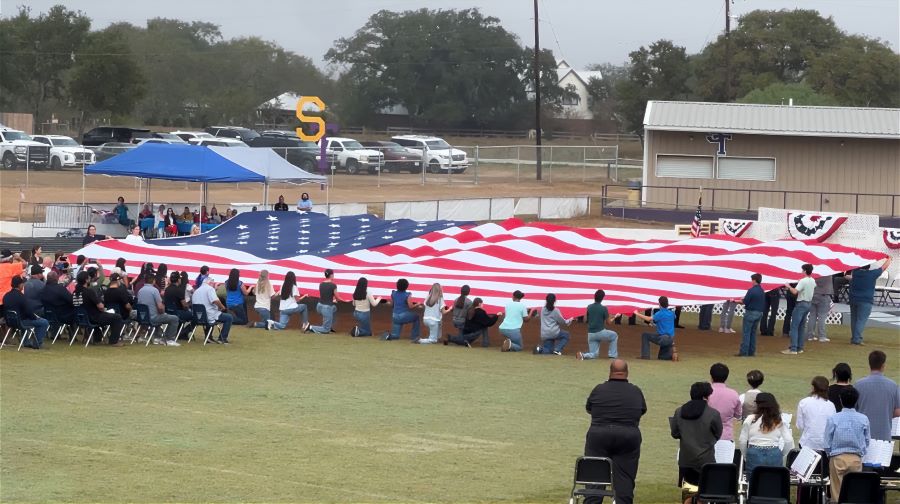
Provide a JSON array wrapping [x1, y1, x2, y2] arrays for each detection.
[[891, 417, 900, 438], [790, 446, 821, 482], [714, 440, 735, 464]]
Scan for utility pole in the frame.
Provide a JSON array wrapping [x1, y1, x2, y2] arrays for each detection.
[[724, 0, 732, 100], [533, 0, 543, 181]]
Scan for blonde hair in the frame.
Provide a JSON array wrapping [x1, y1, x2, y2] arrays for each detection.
[[190, 225, 200, 235], [426, 283, 443, 307], [257, 270, 270, 296]]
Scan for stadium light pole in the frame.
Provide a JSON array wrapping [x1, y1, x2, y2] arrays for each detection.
[[533, 0, 543, 181]]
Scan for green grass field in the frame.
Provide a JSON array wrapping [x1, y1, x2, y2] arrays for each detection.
[[2, 314, 898, 503]]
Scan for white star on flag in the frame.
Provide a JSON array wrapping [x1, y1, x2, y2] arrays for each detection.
[[266, 215, 278, 221]]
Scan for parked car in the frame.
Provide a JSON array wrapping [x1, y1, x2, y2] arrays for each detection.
[[151, 132, 187, 143], [135, 138, 183, 146], [204, 126, 260, 143], [250, 133, 319, 172], [321, 137, 384, 174], [171, 130, 216, 142], [81, 126, 152, 146], [91, 142, 135, 162], [190, 138, 249, 147], [0, 128, 51, 170], [31, 135, 95, 168], [391, 135, 468, 173], [360, 141, 422, 173]]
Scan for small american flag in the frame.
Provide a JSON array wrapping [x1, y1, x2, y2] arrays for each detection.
[[690, 190, 703, 237]]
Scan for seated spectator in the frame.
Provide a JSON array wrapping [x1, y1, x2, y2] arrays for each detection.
[[52, 251, 70, 275], [163, 208, 178, 237], [670, 382, 722, 486], [229, 209, 237, 219], [114, 196, 131, 229], [191, 276, 232, 344], [633, 296, 676, 360], [155, 264, 168, 291], [578, 289, 619, 360], [208, 206, 222, 224], [3, 275, 49, 349], [179, 206, 193, 222], [124, 224, 144, 242], [224, 268, 251, 325], [190, 225, 200, 236], [450, 285, 473, 339], [350, 277, 381, 337], [138, 204, 153, 220], [112, 257, 130, 288], [223, 208, 232, 221], [828, 363, 853, 412], [82, 225, 107, 246], [194, 266, 209, 290], [796, 376, 836, 451], [269, 271, 309, 330], [103, 272, 134, 320], [383, 278, 420, 340], [418, 283, 451, 344], [73, 270, 124, 346], [274, 195, 289, 211], [30, 245, 43, 267], [499, 290, 537, 352], [824, 386, 870, 501], [740, 370, 765, 420], [137, 272, 180, 346], [739, 392, 794, 474], [446, 297, 499, 347], [24, 265, 46, 315], [163, 271, 193, 337], [198, 205, 209, 224], [250, 269, 275, 329], [40, 271, 76, 336], [297, 192, 312, 212], [309, 269, 344, 334], [533, 293, 571, 355]]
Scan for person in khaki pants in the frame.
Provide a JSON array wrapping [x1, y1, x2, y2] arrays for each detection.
[[823, 387, 870, 502]]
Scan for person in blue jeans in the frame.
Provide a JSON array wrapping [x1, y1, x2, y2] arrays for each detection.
[[577, 289, 619, 360], [499, 290, 537, 352], [383, 278, 421, 341], [269, 271, 309, 330], [308, 269, 344, 334], [224, 268, 251, 326], [533, 293, 572, 355], [633, 296, 676, 360], [782, 264, 815, 355], [350, 277, 382, 337], [3, 275, 49, 349], [250, 270, 275, 329], [737, 273, 765, 357], [738, 392, 794, 475], [845, 256, 892, 345]]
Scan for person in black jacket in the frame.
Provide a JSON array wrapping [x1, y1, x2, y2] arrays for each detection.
[[40, 271, 77, 338], [73, 270, 124, 346], [670, 382, 723, 486], [273, 195, 289, 211], [444, 297, 499, 347], [3, 275, 49, 349]]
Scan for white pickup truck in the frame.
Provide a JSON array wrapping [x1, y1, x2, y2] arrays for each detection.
[[322, 137, 385, 175], [0, 128, 51, 170]]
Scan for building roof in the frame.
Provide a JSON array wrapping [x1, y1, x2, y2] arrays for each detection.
[[259, 92, 323, 112], [555, 60, 602, 87], [644, 101, 900, 140]]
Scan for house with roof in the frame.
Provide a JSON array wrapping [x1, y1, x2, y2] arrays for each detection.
[[640, 101, 900, 217], [554, 60, 602, 120]]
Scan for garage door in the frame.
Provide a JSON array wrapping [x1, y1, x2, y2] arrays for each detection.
[[656, 155, 714, 179], [717, 157, 776, 181]]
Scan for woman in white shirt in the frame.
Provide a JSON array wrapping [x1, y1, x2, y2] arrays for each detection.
[[124, 224, 144, 242], [350, 277, 381, 337], [417, 283, 451, 344], [250, 270, 275, 329], [795, 376, 836, 451], [268, 271, 309, 330], [739, 392, 794, 474]]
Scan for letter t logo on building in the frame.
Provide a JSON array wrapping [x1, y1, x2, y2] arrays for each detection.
[[705, 133, 733, 156]]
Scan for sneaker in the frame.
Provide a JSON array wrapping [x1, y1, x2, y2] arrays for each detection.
[[807, 335, 815, 341], [302, 322, 311, 332], [576, 352, 584, 361], [532, 347, 541, 354], [718, 328, 725, 333], [465, 341, 471, 348], [851, 341, 865, 346], [781, 349, 798, 355], [501, 339, 511, 352], [349, 326, 358, 337], [382, 332, 391, 341], [818, 337, 830, 342], [798, 349, 804, 354], [166, 340, 181, 347], [726, 329, 735, 334], [266, 320, 274, 331], [152, 337, 163, 345], [552, 351, 562, 356]]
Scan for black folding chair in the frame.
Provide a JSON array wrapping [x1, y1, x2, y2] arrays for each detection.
[[135, 304, 165, 347], [747, 465, 790, 504], [42, 306, 72, 344], [190, 304, 222, 345], [837, 471, 882, 504], [786, 448, 829, 504], [165, 300, 188, 337], [2, 310, 37, 351], [693, 463, 739, 504], [72, 307, 108, 348], [569, 456, 615, 504]]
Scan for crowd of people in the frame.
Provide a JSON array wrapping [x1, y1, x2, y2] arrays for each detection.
[[584, 353, 899, 504]]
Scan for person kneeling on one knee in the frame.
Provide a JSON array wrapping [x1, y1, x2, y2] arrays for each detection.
[[633, 296, 676, 360]]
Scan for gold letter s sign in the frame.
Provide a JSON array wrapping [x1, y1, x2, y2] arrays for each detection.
[[296, 96, 326, 142]]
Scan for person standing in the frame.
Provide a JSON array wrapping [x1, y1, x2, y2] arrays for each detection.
[[273, 195, 289, 211], [584, 359, 646, 504], [533, 293, 571, 355], [795, 376, 836, 451], [308, 269, 344, 334], [418, 283, 450, 344], [577, 289, 619, 361], [845, 257, 892, 345], [708, 363, 742, 442], [782, 264, 815, 355], [781, 286, 797, 337], [2, 275, 49, 349], [718, 300, 737, 333], [191, 276, 233, 344], [760, 288, 780, 336], [738, 392, 794, 474], [823, 387, 870, 501], [670, 382, 723, 486], [499, 290, 536, 352], [741, 370, 765, 420], [633, 296, 676, 360], [296, 192, 313, 212], [854, 350, 900, 443], [806, 274, 834, 343], [81, 225, 107, 246], [737, 273, 765, 356], [828, 363, 853, 412]]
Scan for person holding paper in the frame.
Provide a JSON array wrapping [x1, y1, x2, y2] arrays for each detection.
[[708, 363, 742, 441], [823, 387, 870, 501], [670, 382, 723, 485], [796, 376, 836, 451], [854, 350, 900, 442], [739, 392, 794, 474]]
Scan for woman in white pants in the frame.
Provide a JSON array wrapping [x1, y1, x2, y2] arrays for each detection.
[[418, 283, 450, 344]]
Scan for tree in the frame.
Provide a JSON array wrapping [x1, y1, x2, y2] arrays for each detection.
[[738, 82, 838, 106], [68, 30, 145, 136], [326, 8, 554, 128], [616, 40, 691, 132], [1, 5, 91, 121], [585, 62, 629, 125], [807, 35, 900, 107]]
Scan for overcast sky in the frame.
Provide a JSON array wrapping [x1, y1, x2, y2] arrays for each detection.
[[5, 0, 898, 72]]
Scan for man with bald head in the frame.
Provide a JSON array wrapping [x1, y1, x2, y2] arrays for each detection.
[[584, 359, 647, 504]]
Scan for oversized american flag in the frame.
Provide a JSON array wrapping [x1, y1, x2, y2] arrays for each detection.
[[690, 192, 703, 237], [74, 211, 884, 317]]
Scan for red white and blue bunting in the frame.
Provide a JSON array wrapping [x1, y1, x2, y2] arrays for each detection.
[[787, 212, 847, 242], [721, 219, 754, 238], [884, 229, 900, 250]]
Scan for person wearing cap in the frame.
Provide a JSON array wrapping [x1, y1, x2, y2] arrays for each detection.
[[738, 392, 794, 474], [23, 264, 46, 316], [81, 225, 107, 246], [2, 275, 49, 349], [845, 256, 893, 345]]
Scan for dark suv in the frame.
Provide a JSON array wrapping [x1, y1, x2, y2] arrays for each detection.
[[204, 126, 260, 143], [249, 133, 319, 172], [82, 127, 152, 146]]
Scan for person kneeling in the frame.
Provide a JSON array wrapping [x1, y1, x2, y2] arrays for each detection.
[[445, 298, 498, 347], [633, 296, 676, 360]]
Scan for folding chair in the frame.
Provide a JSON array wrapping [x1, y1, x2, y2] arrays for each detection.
[[72, 308, 108, 348], [837, 471, 881, 504], [568, 456, 615, 504], [2, 310, 38, 351], [42, 306, 71, 344], [190, 304, 222, 345], [693, 463, 740, 504], [165, 300, 188, 338], [135, 304, 165, 347], [747, 465, 790, 504], [108, 305, 137, 342]]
